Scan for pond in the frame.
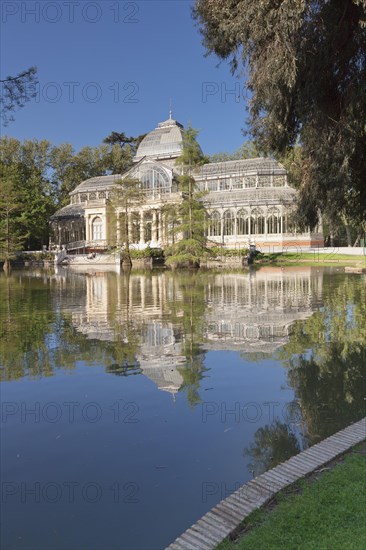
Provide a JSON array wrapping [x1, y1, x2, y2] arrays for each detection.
[[1, 266, 365, 550]]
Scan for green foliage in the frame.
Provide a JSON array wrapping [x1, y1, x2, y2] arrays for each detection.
[[209, 140, 263, 163], [277, 145, 303, 189], [194, 0, 366, 230], [165, 126, 210, 268], [0, 139, 55, 251], [209, 246, 249, 257], [0, 165, 27, 262], [0, 130, 145, 254], [108, 176, 145, 265], [50, 142, 135, 205], [129, 248, 163, 260]]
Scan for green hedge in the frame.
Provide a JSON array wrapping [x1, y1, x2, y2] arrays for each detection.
[[129, 248, 164, 260], [209, 247, 250, 257]]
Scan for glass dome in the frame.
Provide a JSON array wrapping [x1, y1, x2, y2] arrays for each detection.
[[134, 115, 184, 161]]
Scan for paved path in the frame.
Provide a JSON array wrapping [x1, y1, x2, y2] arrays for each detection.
[[166, 417, 366, 550]]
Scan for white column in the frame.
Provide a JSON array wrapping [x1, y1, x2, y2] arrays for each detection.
[[139, 210, 145, 244], [152, 210, 158, 242], [102, 215, 107, 243], [158, 211, 163, 245], [86, 216, 91, 241], [116, 216, 121, 246], [234, 209, 237, 243]]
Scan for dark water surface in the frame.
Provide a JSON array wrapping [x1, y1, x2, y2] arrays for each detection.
[[1, 266, 365, 550]]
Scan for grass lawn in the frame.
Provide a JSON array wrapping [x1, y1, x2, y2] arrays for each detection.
[[260, 252, 366, 267], [217, 445, 366, 550]]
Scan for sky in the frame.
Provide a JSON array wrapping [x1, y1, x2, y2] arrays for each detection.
[[1, 0, 250, 155]]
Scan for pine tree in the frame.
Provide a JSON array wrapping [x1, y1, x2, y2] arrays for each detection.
[[165, 126, 209, 268]]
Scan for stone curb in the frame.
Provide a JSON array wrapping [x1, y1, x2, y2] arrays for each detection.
[[166, 417, 366, 550]]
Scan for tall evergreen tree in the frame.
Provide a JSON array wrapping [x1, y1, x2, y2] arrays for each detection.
[[165, 126, 209, 268]]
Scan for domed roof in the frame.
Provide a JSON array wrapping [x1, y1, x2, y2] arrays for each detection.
[[134, 114, 184, 162]]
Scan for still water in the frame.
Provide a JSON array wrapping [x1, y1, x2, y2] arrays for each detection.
[[1, 266, 365, 550]]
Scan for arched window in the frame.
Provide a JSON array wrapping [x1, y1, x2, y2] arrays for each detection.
[[237, 209, 249, 235], [223, 210, 234, 236], [209, 211, 221, 236], [250, 208, 265, 234], [267, 208, 281, 234], [138, 164, 171, 195], [92, 217, 103, 240]]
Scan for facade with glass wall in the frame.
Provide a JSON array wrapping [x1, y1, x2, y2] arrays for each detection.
[[50, 116, 323, 251]]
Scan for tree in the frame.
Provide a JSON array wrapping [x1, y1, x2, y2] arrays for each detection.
[[165, 126, 209, 268], [103, 131, 135, 148], [0, 67, 38, 125], [108, 176, 145, 267], [103, 131, 146, 172], [0, 166, 26, 269], [209, 140, 262, 163], [193, 1, 366, 230], [0, 138, 55, 249]]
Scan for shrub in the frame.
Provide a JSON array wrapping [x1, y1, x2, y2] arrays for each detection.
[[209, 247, 250, 258], [129, 248, 164, 260]]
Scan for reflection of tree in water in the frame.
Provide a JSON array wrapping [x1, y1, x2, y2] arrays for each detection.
[[0, 273, 143, 380], [246, 274, 366, 474], [287, 346, 365, 444], [278, 273, 366, 444], [245, 419, 301, 476], [167, 271, 208, 406], [0, 275, 56, 380], [178, 352, 206, 406]]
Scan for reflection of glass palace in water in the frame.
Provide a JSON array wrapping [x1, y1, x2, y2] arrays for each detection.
[[204, 268, 323, 353], [54, 267, 323, 394]]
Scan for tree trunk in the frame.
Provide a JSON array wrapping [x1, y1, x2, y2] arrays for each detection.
[[345, 224, 352, 247], [3, 258, 11, 272], [353, 233, 361, 247], [341, 213, 352, 247]]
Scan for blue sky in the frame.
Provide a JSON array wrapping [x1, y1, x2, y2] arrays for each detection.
[[1, 0, 250, 155]]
